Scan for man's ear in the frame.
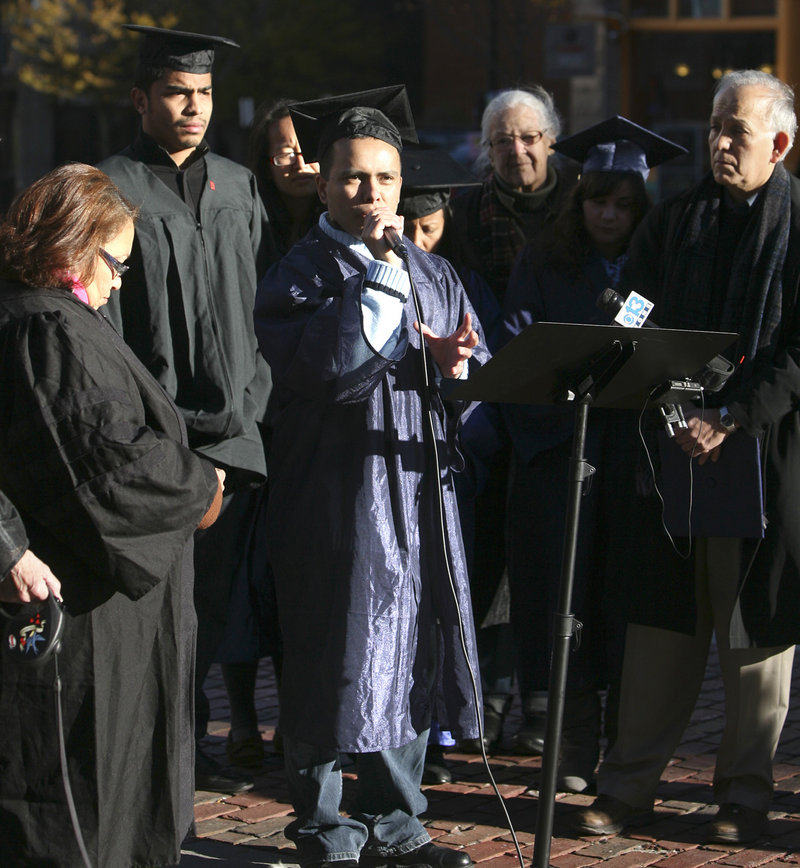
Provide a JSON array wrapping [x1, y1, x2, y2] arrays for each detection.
[[316, 173, 328, 205], [772, 130, 791, 163], [131, 87, 148, 116]]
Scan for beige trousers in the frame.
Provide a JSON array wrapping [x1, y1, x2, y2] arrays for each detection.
[[598, 537, 794, 812]]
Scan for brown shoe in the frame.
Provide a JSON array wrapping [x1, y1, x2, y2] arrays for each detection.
[[707, 803, 767, 844], [572, 794, 649, 836]]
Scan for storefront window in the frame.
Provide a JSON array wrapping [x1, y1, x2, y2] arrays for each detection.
[[678, 0, 722, 16], [628, 0, 669, 16], [730, 0, 775, 13]]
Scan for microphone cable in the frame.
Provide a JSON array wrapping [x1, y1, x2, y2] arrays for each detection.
[[637, 386, 707, 560], [54, 653, 94, 868], [391, 237, 526, 868]]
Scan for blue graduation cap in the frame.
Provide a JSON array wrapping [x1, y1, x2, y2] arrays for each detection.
[[553, 116, 687, 180]]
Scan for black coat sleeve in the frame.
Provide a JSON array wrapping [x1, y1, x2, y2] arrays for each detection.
[[0, 308, 218, 606], [0, 489, 28, 577]]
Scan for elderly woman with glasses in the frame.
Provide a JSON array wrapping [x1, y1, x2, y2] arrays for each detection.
[[0, 163, 225, 867], [249, 97, 323, 255]]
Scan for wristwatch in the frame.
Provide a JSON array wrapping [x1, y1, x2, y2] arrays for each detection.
[[718, 405, 737, 433]]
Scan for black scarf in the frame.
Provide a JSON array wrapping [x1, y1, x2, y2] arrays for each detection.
[[658, 165, 790, 386]]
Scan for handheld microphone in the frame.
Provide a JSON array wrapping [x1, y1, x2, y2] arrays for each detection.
[[384, 226, 408, 256]]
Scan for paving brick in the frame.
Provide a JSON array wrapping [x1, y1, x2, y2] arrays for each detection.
[[714, 848, 787, 868], [194, 817, 244, 837], [195, 801, 241, 821], [231, 816, 291, 837], [578, 837, 650, 859], [650, 849, 722, 868], [223, 803, 294, 823], [599, 848, 672, 868], [472, 854, 525, 868], [552, 852, 607, 868], [464, 840, 515, 862]]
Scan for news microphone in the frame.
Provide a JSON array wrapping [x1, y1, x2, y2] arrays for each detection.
[[384, 226, 408, 256], [597, 287, 657, 327], [597, 288, 735, 393], [597, 288, 687, 435]]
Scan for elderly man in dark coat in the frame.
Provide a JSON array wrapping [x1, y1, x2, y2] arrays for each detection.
[[254, 86, 487, 868], [574, 69, 800, 846]]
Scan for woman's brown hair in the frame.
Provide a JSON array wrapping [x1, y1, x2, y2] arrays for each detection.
[[0, 162, 137, 290]]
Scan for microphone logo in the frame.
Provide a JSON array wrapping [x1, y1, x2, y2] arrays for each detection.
[[614, 291, 654, 328]]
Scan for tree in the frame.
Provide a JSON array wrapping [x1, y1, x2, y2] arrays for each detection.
[[2, 0, 175, 104]]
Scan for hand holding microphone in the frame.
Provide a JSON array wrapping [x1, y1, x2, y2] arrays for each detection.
[[361, 208, 406, 263]]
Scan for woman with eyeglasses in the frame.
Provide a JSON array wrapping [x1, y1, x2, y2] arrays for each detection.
[[250, 97, 322, 255], [0, 163, 225, 867]]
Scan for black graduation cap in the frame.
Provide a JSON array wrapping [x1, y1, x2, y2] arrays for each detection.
[[125, 24, 239, 75], [289, 85, 418, 164], [552, 116, 687, 180], [399, 144, 480, 220]]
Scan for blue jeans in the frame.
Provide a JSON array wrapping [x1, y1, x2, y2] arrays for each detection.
[[283, 730, 431, 864]]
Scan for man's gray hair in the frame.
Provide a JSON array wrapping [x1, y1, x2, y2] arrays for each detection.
[[714, 69, 797, 153], [474, 86, 562, 175]]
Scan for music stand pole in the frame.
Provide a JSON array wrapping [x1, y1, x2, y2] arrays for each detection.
[[441, 321, 737, 868], [533, 341, 634, 868]]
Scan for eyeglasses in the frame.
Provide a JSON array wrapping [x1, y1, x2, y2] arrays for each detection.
[[99, 248, 129, 278], [270, 151, 304, 167], [489, 131, 546, 150]]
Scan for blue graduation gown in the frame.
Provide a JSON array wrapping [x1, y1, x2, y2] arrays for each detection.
[[254, 227, 487, 752]]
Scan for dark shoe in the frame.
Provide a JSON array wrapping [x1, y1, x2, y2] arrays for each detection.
[[364, 842, 472, 868], [513, 716, 546, 755], [422, 747, 453, 784], [458, 695, 510, 753], [572, 794, 649, 836], [195, 747, 254, 795], [226, 730, 265, 770], [514, 690, 548, 755], [557, 688, 601, 793], [706, 803, 767, 844]]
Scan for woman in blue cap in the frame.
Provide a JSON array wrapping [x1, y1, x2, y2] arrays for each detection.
[[502, 117, 686, 791]]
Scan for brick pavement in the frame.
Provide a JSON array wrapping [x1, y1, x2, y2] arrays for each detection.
[[185, 644, 800, 867]]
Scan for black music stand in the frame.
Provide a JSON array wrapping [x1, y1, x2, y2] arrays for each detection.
[[445, 322, 737, 868]]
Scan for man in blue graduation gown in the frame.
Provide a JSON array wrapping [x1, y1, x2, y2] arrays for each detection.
[[254, 86, 487, 868]]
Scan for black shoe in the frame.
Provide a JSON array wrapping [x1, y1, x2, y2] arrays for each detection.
[[458, 698, 508, 754], [513, 717, 545, 755], [706, 803, 767, 844], [195, 747, 254, 795], [364, 842, 472, 868], [514, 692, 548, 755], [572, 794, 650, 836], [422, 747, 453, 784]]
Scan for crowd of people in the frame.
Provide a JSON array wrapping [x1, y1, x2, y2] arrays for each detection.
[[0, 20, 799, 868]]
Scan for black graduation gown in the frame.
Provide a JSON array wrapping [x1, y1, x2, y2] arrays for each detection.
[[98, 139, 274, 481], [0, 283, 218, 867]]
